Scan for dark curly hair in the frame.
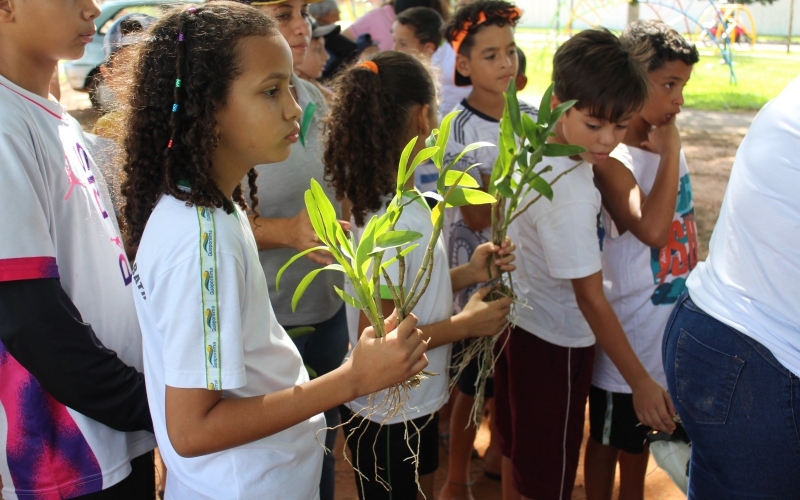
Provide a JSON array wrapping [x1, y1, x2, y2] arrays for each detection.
[[324, 51, 436, 227], [444, 0, 521, 56], [621, 20, 700, 72], [119, 2, 278, 249], [553, 28, 649, 123]]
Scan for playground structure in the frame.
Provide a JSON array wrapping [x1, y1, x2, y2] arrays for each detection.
[[559, 0, 759, 82]]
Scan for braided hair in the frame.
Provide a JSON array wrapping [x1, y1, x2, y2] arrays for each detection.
[[119, 1, 278, 249]]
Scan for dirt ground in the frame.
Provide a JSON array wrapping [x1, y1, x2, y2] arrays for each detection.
[[1, 84, 743, 500]]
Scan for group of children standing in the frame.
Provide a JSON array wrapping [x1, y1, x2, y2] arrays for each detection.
[[0, 0, 702, 499]]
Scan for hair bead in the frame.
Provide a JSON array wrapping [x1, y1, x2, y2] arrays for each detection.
[[175, 79, 181, 88], [167, 139, 174, 149], [178, 33, 185, 42], [172, 103, 179, 112]]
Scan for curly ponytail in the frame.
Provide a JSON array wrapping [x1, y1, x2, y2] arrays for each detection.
[[324, 51, 436, 227]]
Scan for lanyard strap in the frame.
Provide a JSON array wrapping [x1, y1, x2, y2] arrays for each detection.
[[197, 206, 222, 390]]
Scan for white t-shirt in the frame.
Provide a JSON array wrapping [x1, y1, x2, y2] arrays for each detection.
[[0, 75, 155, 500], [431, 44, 472, 121], [132, 195, 324, 500], [593, 144, 698, 393], [687, 76, 800, 378], [345, 193, 453, 425], [507, 156, 602, 348], [443, 99, 537, 311]]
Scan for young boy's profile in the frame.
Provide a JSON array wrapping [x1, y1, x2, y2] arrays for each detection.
[[0, 0, 156, 498], [392, 6, 443, 58], [584, 20, 699, 500], [499, 28, 677, 500]]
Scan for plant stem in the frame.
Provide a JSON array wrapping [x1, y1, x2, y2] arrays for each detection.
[[506, 161, 583, 227]]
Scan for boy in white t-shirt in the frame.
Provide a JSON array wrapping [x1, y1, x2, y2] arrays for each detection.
[[0, 1, 157, 499], [584, 21, 699, 500], [499, 29, 677, 500]]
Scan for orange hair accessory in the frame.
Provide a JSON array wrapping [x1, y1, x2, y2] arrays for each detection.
[[450, 6, 522, 55], [359, 60, 379, 74]]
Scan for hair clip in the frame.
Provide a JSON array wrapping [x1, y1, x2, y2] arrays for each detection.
[[359, 60, 379, 74], [188, 6, 197, 13]]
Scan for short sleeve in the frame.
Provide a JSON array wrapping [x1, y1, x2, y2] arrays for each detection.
[[0, 130, 58, 282], [536, 202, 603, 280], [150, 252, 247, 390]]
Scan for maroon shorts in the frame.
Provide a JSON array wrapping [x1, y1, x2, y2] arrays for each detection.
[[494, 325, 595, 500]]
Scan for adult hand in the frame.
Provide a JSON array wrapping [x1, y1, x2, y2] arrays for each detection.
[[290, 208, 350, 266], [631, 376, 677, 434], [468, 238, 517, 283], [457, 287, 512, 338], [347, 311, 428, 398], [641, 114, 681, 157]]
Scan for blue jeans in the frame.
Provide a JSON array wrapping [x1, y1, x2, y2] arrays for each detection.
[[663, 293, 800, 499], [284, 305, 349, 500]]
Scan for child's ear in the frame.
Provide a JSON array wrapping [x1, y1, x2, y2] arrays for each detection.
[[515, 74, 528, 92], [455, 53, 471, 81], [0, 0, 15, 22], [422, 42, 436, 58], [550, 93, 562, 112], [415, 103, 433, 137]]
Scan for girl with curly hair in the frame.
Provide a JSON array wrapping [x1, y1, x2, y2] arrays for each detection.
[[120, 4, 428, 498], [325, 50, 515, 500]]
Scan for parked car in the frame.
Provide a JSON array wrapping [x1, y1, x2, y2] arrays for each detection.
[[63, 0, 200, 111]]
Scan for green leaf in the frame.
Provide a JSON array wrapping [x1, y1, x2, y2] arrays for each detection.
[[543, 143, 586, 157], [397, 136, 418, 193], [309, 179, 338, 243], [515, 150, 529, 169], [276, 245, 330, 292], [380, 243, 419, 272], [304, 190, 327, 244], [375, 230, 423, 249], [445, 187, 496, 207], [521, 113, 539, 149], [548, 99, 579, 135], [494, 177, 514, 198], [286, 326, 314, 339], [355, 215, 379, 275], [531, 176, 554, 201], [505, 79, 522, 137], [425, 129, 438, 148], [405, 146, 439, 185], [305, 364, 318, 378], [434, 110, 460, 168], [333, 285, 362, 309], [537, 84, 553, 126], [291, 264, 345, 311], [299, 102, 317, 147], [444, 169, 480, 188], [444, 141, 495, 174]]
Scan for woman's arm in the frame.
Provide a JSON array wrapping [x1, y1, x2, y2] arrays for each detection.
[[166, 312, 427, 457]]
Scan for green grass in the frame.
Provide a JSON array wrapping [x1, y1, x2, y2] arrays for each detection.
[[515, 39, 800, 111]]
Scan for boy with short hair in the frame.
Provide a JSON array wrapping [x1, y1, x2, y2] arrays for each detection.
[[438, 3, 534, 499], [0, 0, 156, 498], [584, 20, 699, 500], [392, 6, 443, 58], [499, 29, 677, 500]]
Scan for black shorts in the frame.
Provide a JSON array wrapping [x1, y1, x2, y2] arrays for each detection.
[[340, 408, 439, 500], [589, 385, 649, 454], [452, 339, 495, 398]]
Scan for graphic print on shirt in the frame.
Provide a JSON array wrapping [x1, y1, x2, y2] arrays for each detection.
[[62, 130, 133, 288], [0, 342, 102, 498], [650, 174, 698, 305], [448, 219, 488, 310]]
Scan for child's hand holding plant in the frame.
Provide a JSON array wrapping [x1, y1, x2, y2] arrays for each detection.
[[344, 311, 429, 399]]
